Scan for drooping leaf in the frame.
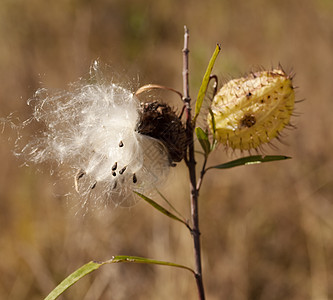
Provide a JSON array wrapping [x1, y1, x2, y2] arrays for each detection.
[[194, 44, 221, 122], [134, 191, 189, 228], [44, 261, 102, 300], [110, 255, 194, 274], [207, 155, 291, 170], [195, 127, 210, 155], [44, 257, 194, 300], [156, 189, 186, 221]]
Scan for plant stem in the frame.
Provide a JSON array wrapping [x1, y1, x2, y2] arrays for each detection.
[[182, 26, 205, 300], [196, 156, 208, 192]]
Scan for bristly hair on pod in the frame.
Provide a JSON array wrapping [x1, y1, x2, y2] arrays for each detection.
[[208, 66, 296, 151], [16, 61, 173, 210]]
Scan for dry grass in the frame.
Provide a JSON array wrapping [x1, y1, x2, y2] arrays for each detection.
[[1, 0, 333, 299]]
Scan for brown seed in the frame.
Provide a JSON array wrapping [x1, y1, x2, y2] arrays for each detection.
[[76, 169, 85, 180], [91, 181, 97, 189], [119, 166, 127, 175], [74, 169, 86, 193], [133, 173, 137, 183], [112, 162, 117, 171]]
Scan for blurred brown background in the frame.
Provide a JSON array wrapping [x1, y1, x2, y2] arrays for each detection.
[[1, 0, 333, 299]]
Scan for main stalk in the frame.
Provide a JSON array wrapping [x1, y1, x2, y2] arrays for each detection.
[[182, 26, 205, 300]]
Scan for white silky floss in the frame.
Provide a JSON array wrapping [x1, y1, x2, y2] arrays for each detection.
[[22, 78, 170, 207]]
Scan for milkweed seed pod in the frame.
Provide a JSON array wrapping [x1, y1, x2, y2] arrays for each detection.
[[17, 67, 182, 207], [208, 68, 295, 150], [137, 101, 187, 163]]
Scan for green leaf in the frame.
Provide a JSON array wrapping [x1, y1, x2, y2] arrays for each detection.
[[134, 191, 189, 228], [44, 261, 102, 300], [207, 155, 291, 170], [194, 44, 221, 122], [156, 189, 186, 222], [110, 255, 194, 274], [195, 127, 210, 155], [44, 257, 194, 300]]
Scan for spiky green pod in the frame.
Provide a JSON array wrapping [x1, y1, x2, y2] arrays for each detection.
[[208, 68, 295, 150]]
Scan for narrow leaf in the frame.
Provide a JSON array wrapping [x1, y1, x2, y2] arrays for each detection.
[[110, 255, 195, 274], [156, 189, 186, 221], [45, 256, 194, 300], [194, 44, 221, 122], [207, 155, 291, 170], [134, 191, 188, 227], [195, 127, 210, 155], [44, 261, 102, 300]]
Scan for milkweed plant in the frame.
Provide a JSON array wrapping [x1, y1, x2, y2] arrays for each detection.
[[15, 27, 297, 300]]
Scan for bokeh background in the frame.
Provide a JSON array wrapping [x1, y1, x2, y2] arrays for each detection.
[[1, 0, 333, 299]]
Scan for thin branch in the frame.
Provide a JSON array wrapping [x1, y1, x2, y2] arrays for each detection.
[[209, 75, 219, 99], [182, 28, 190, 105], [183, 26, 206, 300]]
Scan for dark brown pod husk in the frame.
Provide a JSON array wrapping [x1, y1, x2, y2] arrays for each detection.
[[137, 101, 187, 163]]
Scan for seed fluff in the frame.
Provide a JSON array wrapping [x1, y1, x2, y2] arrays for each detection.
[[17, 63, 172, 209]]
